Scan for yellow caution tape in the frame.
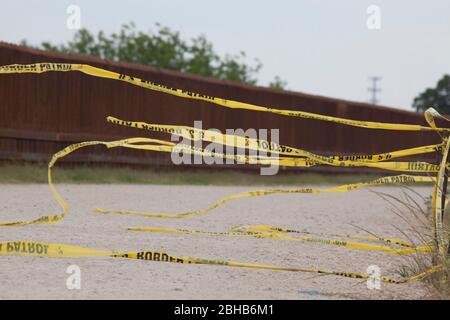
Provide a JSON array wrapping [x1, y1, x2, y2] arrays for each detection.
[[108, 116, 445, 161], [128, 225, 430, 255], [232, 225, 416, 248], [108, 116, 444, 173], [0, 137, 174, 226], [0, 127, 436, 226], [0, 240, 441, 284], [433, 136, 450, 254], [424, 107, 442, 130], [94, 174, 435, 218], [0, 63, 448, 285], [1, 62, 449, 132]]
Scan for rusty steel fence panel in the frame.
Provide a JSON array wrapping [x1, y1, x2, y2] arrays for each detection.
[[0, 42, 445, 171]]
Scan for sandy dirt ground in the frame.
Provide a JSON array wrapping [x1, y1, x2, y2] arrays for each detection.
[[0, 184, 436, 300]]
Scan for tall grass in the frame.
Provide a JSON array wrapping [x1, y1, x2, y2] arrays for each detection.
[[373, 186, 449, 299]]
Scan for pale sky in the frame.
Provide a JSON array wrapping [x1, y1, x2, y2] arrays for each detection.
[[1, 0, 449, 110]]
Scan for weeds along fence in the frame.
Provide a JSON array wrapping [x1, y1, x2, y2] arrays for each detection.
[[0, 42, 446, 172]]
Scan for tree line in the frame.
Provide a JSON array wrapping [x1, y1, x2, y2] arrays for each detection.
[[23, 23, 287, 89]]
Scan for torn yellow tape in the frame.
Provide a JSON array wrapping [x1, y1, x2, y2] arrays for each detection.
[[129, 228, 424, 254], [94, 174, 435, 219], [108, 116, 443, 172], [0, 125, 437, 226], [0, 62, 448, 132], [0, 138, 174, 226], [433, 136, 450, 254], [128, 225, 429, 255], [233, 225, 416, 248], [0, 63, 447, 286], [0, 240, 440, 284]]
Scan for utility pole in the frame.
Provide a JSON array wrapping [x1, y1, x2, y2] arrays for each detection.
[[368, 76, 381, 105]]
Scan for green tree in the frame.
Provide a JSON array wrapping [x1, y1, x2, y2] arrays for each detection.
[[34, 23, 287, 87], [413, 74, 450, 114], [269, 76, 288, 89]]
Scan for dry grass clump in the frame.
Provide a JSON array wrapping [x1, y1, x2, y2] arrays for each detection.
[[374, 186, 449, 299]]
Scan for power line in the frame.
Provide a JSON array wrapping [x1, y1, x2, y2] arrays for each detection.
[[368, 76, 381, 105]]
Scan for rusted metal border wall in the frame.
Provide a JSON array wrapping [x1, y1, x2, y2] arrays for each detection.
[[0, 42, 444, 171]]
